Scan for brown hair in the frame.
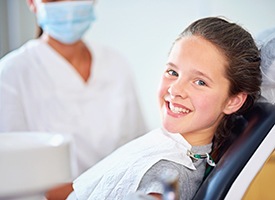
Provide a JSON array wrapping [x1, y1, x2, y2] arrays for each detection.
[[175, 17, 262, 161], [35, 25, 43, 38]]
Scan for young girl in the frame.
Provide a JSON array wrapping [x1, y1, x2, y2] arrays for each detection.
[[67, 17, 261, 200]]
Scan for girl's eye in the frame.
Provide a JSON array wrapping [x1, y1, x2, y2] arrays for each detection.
[[195, 80, 206, 86], [166, 69, 178, 77]]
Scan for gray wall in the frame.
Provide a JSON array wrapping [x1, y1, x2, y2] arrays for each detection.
[[1, 0, 275, 129], [0, 0, 36, 57]]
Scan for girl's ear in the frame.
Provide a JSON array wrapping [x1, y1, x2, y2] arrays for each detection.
[[26, 0, 37, 13], [223, 93, 247, 115]]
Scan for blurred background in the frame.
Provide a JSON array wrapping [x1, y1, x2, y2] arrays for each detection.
[[1, 0, 275, 130]]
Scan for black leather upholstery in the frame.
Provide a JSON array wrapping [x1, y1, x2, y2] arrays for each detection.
[[193, 102, 275, 200]]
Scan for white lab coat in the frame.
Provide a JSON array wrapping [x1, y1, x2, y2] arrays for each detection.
[[0, 39, 148, 176]]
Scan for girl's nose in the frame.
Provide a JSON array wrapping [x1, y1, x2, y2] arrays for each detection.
[[168, 81, 188, 99]]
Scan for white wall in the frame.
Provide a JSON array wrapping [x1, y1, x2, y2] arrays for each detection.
[[2, 0, 275, 130], [0, 0, 36, 57]]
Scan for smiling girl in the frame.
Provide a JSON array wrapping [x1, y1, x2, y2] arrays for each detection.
[[67, 17, 262, 200]]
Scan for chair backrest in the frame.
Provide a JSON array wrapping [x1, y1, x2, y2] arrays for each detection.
[[192, 102, 275, 200]]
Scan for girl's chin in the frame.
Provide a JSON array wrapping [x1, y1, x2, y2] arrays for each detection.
[[161, 123, 181, 134]]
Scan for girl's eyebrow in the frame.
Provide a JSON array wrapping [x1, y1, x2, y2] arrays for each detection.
[[166, 62, 179, 69], [190, 69, 214, 83]]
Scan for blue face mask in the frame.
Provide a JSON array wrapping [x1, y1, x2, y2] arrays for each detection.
[[36, 1, 96, 44]]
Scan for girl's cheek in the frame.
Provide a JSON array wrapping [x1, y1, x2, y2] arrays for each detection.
[[193, 93, 212, 110], [158, 80, 169, 97], [157, 87, 164, 101]]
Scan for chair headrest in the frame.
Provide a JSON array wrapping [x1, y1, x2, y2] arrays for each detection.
[[193, 102, 275, 200]]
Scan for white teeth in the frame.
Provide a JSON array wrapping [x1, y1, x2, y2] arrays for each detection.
[[169, 103, 190, 114]]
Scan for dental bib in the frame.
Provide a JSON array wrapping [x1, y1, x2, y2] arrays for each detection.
[[73, 128, 196, 200]]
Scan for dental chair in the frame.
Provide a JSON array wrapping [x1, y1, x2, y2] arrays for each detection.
[[193, 102, 275, 200]]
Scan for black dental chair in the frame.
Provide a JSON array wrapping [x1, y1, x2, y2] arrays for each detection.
[[193, 102, 275, 200]]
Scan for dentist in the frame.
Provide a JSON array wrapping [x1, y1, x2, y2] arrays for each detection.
[[0, 0, 147, 199]]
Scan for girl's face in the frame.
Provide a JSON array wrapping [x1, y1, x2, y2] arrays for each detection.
[[158, 36, 243, 145]]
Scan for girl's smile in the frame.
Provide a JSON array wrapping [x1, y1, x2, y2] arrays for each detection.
[[164, 95, 191, 117]]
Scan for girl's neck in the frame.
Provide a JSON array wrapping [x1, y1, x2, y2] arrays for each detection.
[[181, 131, 214, 146]]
